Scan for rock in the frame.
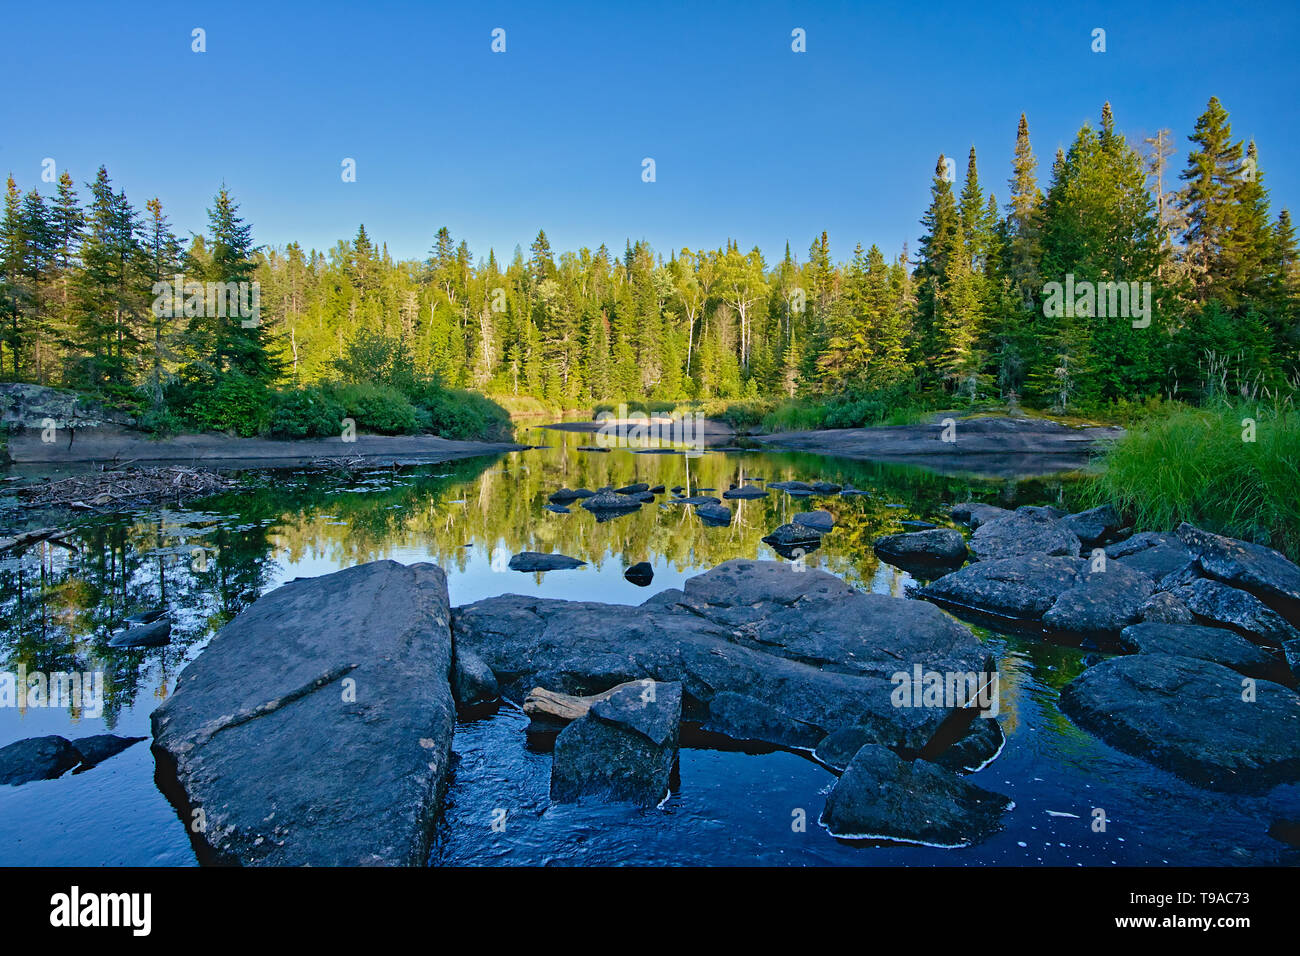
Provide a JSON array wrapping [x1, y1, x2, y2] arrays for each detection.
[[507, 552, 586, 572], [1119, 622, 1286, 682], [580, 490, 643, 517], [874, 528, 967, 567], [1173, 578, 1300, 645], [550, 681, 681, 806], [814, 727, 878, 772], [762, 523, 824, 550], [1176, 523, 1300, 619], [108, 618, 172, 648], [544, 504, 570, 514], [703, 691, 824, 749], [1266, 783, 1300, 846], [840, 487, 871, 497], [633, 492, 656, 503], [648, 485, 664, 494], [151, 560, 456, 866], [1041, 562, 1155, 634], [695, 503, 732, 526], [624, 562, 654, 586], [576, 446, 609, 452], [547, 488, 583, 504], [810, 482, 842, 495], [899, 520, 937, 531], [921, 554, 1089, 621], [768, 481, 812, 493], [452, 560, 981, 761], [451, 650, 499, 707], [124, 606, 167, 625], [820, 745, 1012, 847], [1107, 532, 1196, 582], [950, 502, 1011, 529], [793, 510, 835, 533], [614, 482, 649, 495], [670, 495, 721, 506], [1062, 504, 1121, 546], [70, 734, 146, 770], [969, 511, 1081, 562], [929, 717, 1005, 772], [0, 736, 83, 786], [722, 485, 767, 499], [1138, 591, 1196, 625], [1059, 654, 1300, 792]]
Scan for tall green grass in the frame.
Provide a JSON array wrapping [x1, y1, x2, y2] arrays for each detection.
[[1083, 398, 1300, 561]]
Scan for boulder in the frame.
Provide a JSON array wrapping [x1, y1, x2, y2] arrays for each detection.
[[70, 734, 146, 770], [108, 618, 172, 648], [507, 552, 586, 572], [1041, 562, 1155, 634], [1107, 532, 1196, 582], [899, 520, 937, 531], [950, 502, 1010, 529], [702, 691, 824, 750], [1059, 653, 1300, 792], [695, 503, 732, 526], [810, 482, 842, 495], [1176, 523, 1300, 618], [547, 488, 583, 504], [1172, 578, 1300, 645], [874, 528, 967, 567], [614, 482, 649, 495], [921, 554, 1089, 621], [722, 485, 768, 500], [969, 511, 1081, 562], [550, 680, 681, 806], [1266, 782, 1300, 847], [820, 744, 1012, 847], [762, 523, 824, 550], [1119, 622, 1285, 682], [0, 735, 83, 786], [1062, 504, 1121, 546], [624, 562, 654, 586], [151, 560, 456, 866], [451, 649, 499, 707], [580, 490, 642, 518], [768, 481, 812, 493], [1138, 591, 1196, 625], [452, 560, 981, 761], [670, 495, 721, 506], [794, 510, 835, 533]]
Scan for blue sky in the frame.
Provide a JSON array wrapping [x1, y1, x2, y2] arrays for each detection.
[[5, 0, 1296, 266]]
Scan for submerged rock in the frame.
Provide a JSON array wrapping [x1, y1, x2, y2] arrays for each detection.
[[508, 552, 586, 572], [722, 485, 767, 499], [581, 489, 643, 517], [0, 735, 83, 786], [550, 680, 682, 807], [820, 744, 1012, 847], [762, 523, 824, 550], [614, 482, 649, 495], [702, 690, 824, 750], [810, 482, 842, 495], [543, 504, 570, 514], [1059, 653, 1300, 792], [950, 502, 1010, 529], [151, 560, 456, 866], [547, 488, 583, 504]]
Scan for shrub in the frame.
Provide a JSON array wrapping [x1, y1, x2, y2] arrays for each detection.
[[411, 385, 512, 441], [168, 374, 270, 437], [269, 388, 347, 439], [328, 382, 420, 435]]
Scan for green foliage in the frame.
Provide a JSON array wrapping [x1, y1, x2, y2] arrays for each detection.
[[1083, 396, 1300, 560], [269, 387, 346, 439], [408, 384, 512, 441], [327, 382, 419, 435], [168, 372, 270, 437]]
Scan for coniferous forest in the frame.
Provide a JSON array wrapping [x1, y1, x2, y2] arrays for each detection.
[[1, 97, 1297, 441]]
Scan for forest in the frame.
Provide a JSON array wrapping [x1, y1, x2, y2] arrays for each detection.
[[1, 97, 1296, 441]]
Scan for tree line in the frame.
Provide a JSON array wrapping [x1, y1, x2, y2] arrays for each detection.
[[1, 96, 1296, 432]]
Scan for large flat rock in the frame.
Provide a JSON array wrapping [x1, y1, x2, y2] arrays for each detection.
[[151, 560, 456, 866], [452, 559, 992, 759], [1060, 653, 1300, 793]]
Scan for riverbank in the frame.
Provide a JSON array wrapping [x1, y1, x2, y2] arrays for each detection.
[[3, 427, 525, 469]]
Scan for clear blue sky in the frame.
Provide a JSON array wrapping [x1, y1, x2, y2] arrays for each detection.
[[5, 0, 1296, 266]]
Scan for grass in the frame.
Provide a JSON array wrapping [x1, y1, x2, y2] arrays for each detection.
[[1081, 397, 1300, 561]]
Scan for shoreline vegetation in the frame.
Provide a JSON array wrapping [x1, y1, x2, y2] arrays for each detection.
[[1, 96, 1296, 554]]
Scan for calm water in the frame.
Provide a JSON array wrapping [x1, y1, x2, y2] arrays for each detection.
[[1, 427, 1294, 866]]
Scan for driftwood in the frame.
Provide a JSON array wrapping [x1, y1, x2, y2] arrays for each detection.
[[17, 466, 235, 509], [523, 680, 644, 724]]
